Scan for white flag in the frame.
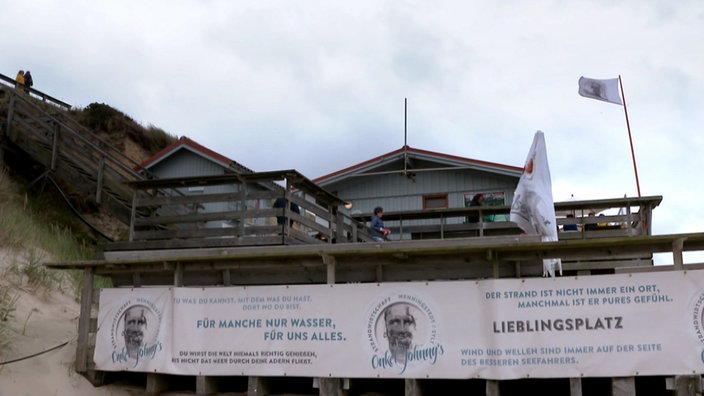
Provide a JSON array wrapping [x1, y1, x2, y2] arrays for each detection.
[[578, 76, 622, 105], [510, 131, 562, 277]]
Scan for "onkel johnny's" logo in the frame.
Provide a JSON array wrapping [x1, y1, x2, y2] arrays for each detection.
[[109, 298, 164, 368], [365, 291, 444, 374]]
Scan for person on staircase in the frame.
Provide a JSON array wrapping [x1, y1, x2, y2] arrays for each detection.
[[23, 70, 33, 94], [15, 70, 25, 92]]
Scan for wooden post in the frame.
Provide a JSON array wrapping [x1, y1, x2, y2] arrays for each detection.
[[50, 121, 60, 171], [146, 373, 168, 394], [569, 377, 583, 396], [327, 204, 337, 243], [666, 375, 703, 396], [440, 213, 445, 239], [239, 178, 247, 237], [487, 243, 502, 396], [334, 206, 345, 244], [4, 92, 15, 143], [95, 155, 105, 204], [129, 188, 138, 242], [405, 378, 423, 396], [0, 94, 7, 164], [323, 254, 336, 284], [673, 238, 685, 269], [612, 377, 635, 396], [174, 262, 184, 287], [132, 272, 142, 288], [319, 254, 347, 396], [643, 204, 653, 235], [351, 222, 358, 242], [625, 205, 634, 235], [488, 249, 500, 279], [75, 267, 94, 373], [319, 378, 347, 396], [222, 268, 232, 286], [281, 185, 289, 238], [76, 266, 105, 385], [479, 210, 485, 237], [486, 379, 500, 396], [247, 376, 269, 396], [196, 375, 218, 395]]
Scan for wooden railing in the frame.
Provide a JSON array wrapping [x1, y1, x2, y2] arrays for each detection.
[[103, 166, 662, 255], [0, 72, 71, 109], [353, 195, 662, 241], [102, 171, 376, 252]]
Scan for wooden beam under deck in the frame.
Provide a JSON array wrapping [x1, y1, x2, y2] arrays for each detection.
[[46, 233, 704, 287]]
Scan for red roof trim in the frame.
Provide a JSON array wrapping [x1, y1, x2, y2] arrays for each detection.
[[313, 145, 522, 183], [138, 136, 234, 170]]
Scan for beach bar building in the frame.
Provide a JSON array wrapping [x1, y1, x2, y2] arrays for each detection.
[[3, 77, 702, 396]]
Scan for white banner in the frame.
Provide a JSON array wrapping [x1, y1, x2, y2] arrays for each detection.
[[95, 270, 704, 379]]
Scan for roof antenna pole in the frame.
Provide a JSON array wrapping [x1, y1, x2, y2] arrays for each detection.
[[404, 97, 408, 147], [404, 98, 408, 176]]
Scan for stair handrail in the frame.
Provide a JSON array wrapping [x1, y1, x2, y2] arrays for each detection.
[[7, 89, 152, 181], [0, 72, 71, 110]]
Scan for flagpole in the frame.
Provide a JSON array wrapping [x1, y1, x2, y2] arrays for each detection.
[[618, 75, 641, 197]]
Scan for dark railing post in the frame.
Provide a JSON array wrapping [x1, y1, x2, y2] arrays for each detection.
[[95, 156, 105, 204], [440, 213, 445, 239], [129, 189, 138, 242], [334, 206, 344, 244], [4, 92, 16, 142], [238, 178, 247, 237], [50, 121, 60, 171]]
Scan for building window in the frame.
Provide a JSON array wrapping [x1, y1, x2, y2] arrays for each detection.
[[464, 191, 507, 222], [423, 194, 448, 209]]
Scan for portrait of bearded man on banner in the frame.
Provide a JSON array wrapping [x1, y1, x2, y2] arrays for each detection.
[[383, 302, 417, 365], [122, 305, 148, 359]]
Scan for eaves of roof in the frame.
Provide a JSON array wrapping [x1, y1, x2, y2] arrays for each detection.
[[313, 145, 522, 185], [137, 136, 253, 173]]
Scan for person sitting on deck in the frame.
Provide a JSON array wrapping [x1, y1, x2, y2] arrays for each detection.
[[562, 213, 578, 231], [584, 212, 599, 231], [597, 213, 609, 227], [273, 197, 300, 229]]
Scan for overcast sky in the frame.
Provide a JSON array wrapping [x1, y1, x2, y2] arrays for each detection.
[[3, 1, 703, 261]]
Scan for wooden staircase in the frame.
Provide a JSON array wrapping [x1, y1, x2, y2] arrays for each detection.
[[0, 75, 148, 226]]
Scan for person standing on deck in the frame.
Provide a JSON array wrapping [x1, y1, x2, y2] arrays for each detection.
[[467, 193, 485, 223], [370, 206, 390, 242]]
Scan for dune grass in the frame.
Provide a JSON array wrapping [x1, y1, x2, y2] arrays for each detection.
[[0, 166, 102, 349]]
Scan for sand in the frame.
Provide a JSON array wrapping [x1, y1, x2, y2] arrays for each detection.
[[0, 249, 139, 396]]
